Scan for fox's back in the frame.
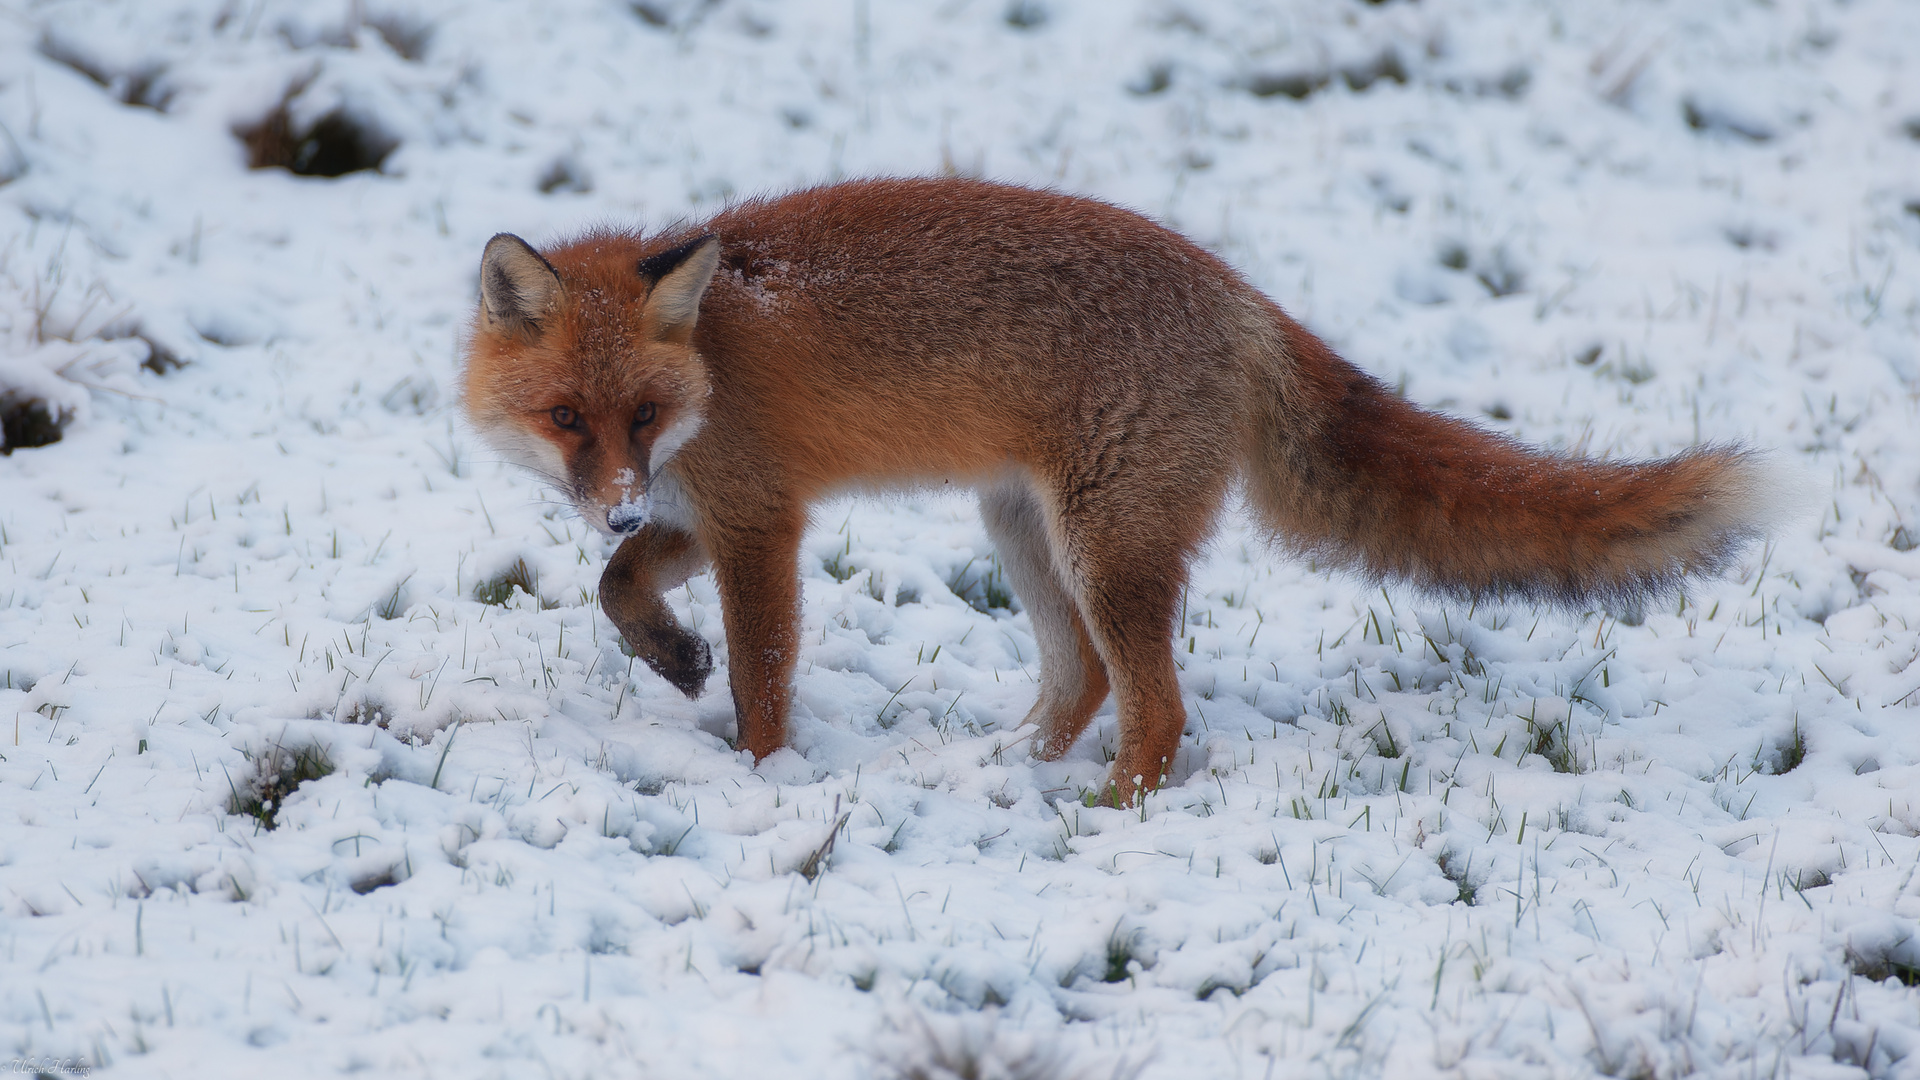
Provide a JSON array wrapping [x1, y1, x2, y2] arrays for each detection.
[[676, 178, 1260, 491]]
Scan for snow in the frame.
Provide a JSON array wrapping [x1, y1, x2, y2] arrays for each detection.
[[2, 0, 1920, 1076]]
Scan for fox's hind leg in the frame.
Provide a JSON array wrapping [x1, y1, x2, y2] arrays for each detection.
[[980, 479, 1110, 760], [600, 524, 713, 698], [1062, 535, 1190, 803], [1041, 472, 1220, 804]]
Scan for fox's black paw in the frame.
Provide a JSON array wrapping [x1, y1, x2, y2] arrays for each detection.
[[637, 626, 711, 699]]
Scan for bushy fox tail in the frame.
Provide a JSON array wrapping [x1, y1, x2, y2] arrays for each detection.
[[1243, 310, 1770, 608]]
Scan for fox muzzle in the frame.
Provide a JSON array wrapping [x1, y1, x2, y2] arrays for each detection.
[[606, 499, 650, 535]]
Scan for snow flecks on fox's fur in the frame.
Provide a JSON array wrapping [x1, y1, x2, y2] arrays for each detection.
[[461, 177, 1775, 800], [464, 225, 719, 538]]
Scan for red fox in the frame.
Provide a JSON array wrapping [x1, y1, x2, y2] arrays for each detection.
[[464, 177, 1767, 802]]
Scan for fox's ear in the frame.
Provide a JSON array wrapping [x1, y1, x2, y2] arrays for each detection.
[[637, 235, 720, 342], [480, 233, 562, 339]]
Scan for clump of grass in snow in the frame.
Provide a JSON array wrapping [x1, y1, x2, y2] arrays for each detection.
[[1437, 850, 1478, 905], [1527, 716, 1582, 775], [235, 76, 397, 178], [37, 32, 176, 111], [947, 554, 1014, 612], [1098, 927, 1148, 985], [1, 397, 64, 454], [1845, 943, 1920, 988], [822, 536, 858, 582], [474, 557, 551, 608], [874, 1009, 1105, 1080], [1758, 718, 1807, 775], [1003, 1, 1048, 30], [375, 574, 413, 620], [822, 538, 914, 605], [339, 697, 394, 728], [0, 241, 167, 453], [228, 742, 334, 830]]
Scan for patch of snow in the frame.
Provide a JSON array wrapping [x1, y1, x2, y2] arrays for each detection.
[[2, 0, 1920, 1076]]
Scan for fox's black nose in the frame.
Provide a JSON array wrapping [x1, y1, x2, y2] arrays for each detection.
[[607, 503, 648, 534]]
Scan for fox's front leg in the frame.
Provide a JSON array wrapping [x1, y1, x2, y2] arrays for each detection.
[[707, 513, 804, 760], [600, 524, 713, 698]]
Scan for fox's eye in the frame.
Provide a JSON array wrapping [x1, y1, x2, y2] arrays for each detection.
[[550, 406, 581, 430], [633, 402, 658, 428]]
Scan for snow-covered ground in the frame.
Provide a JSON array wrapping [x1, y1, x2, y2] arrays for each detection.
[[3, 0, 1920, 1075]]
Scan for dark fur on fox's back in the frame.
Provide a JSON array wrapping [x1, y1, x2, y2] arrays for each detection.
[[1243, 319, 1764, 609]]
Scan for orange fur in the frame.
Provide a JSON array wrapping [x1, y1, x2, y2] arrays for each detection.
[[463, 178, 1766, 803]]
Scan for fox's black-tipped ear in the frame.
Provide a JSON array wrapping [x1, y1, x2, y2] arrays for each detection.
[[480, 233, 563, 339], [638, 235, 720, 342]]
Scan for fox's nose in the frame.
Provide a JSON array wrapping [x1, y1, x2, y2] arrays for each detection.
[[607, 503, 649, 534]]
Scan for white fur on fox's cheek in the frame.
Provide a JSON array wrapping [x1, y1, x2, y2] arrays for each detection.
[[647, 410, 704, 476], [480, 423, 568, 481], [645, 469, 693, 531]]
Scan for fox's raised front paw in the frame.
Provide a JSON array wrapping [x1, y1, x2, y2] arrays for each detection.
[[636, 625, 712, 699]]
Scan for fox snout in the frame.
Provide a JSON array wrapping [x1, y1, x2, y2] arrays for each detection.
[[606, 499, 650, 535], [594, 467, 651, 536]]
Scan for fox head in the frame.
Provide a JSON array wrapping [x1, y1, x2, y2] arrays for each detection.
[[463, 231, 720, 536]]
